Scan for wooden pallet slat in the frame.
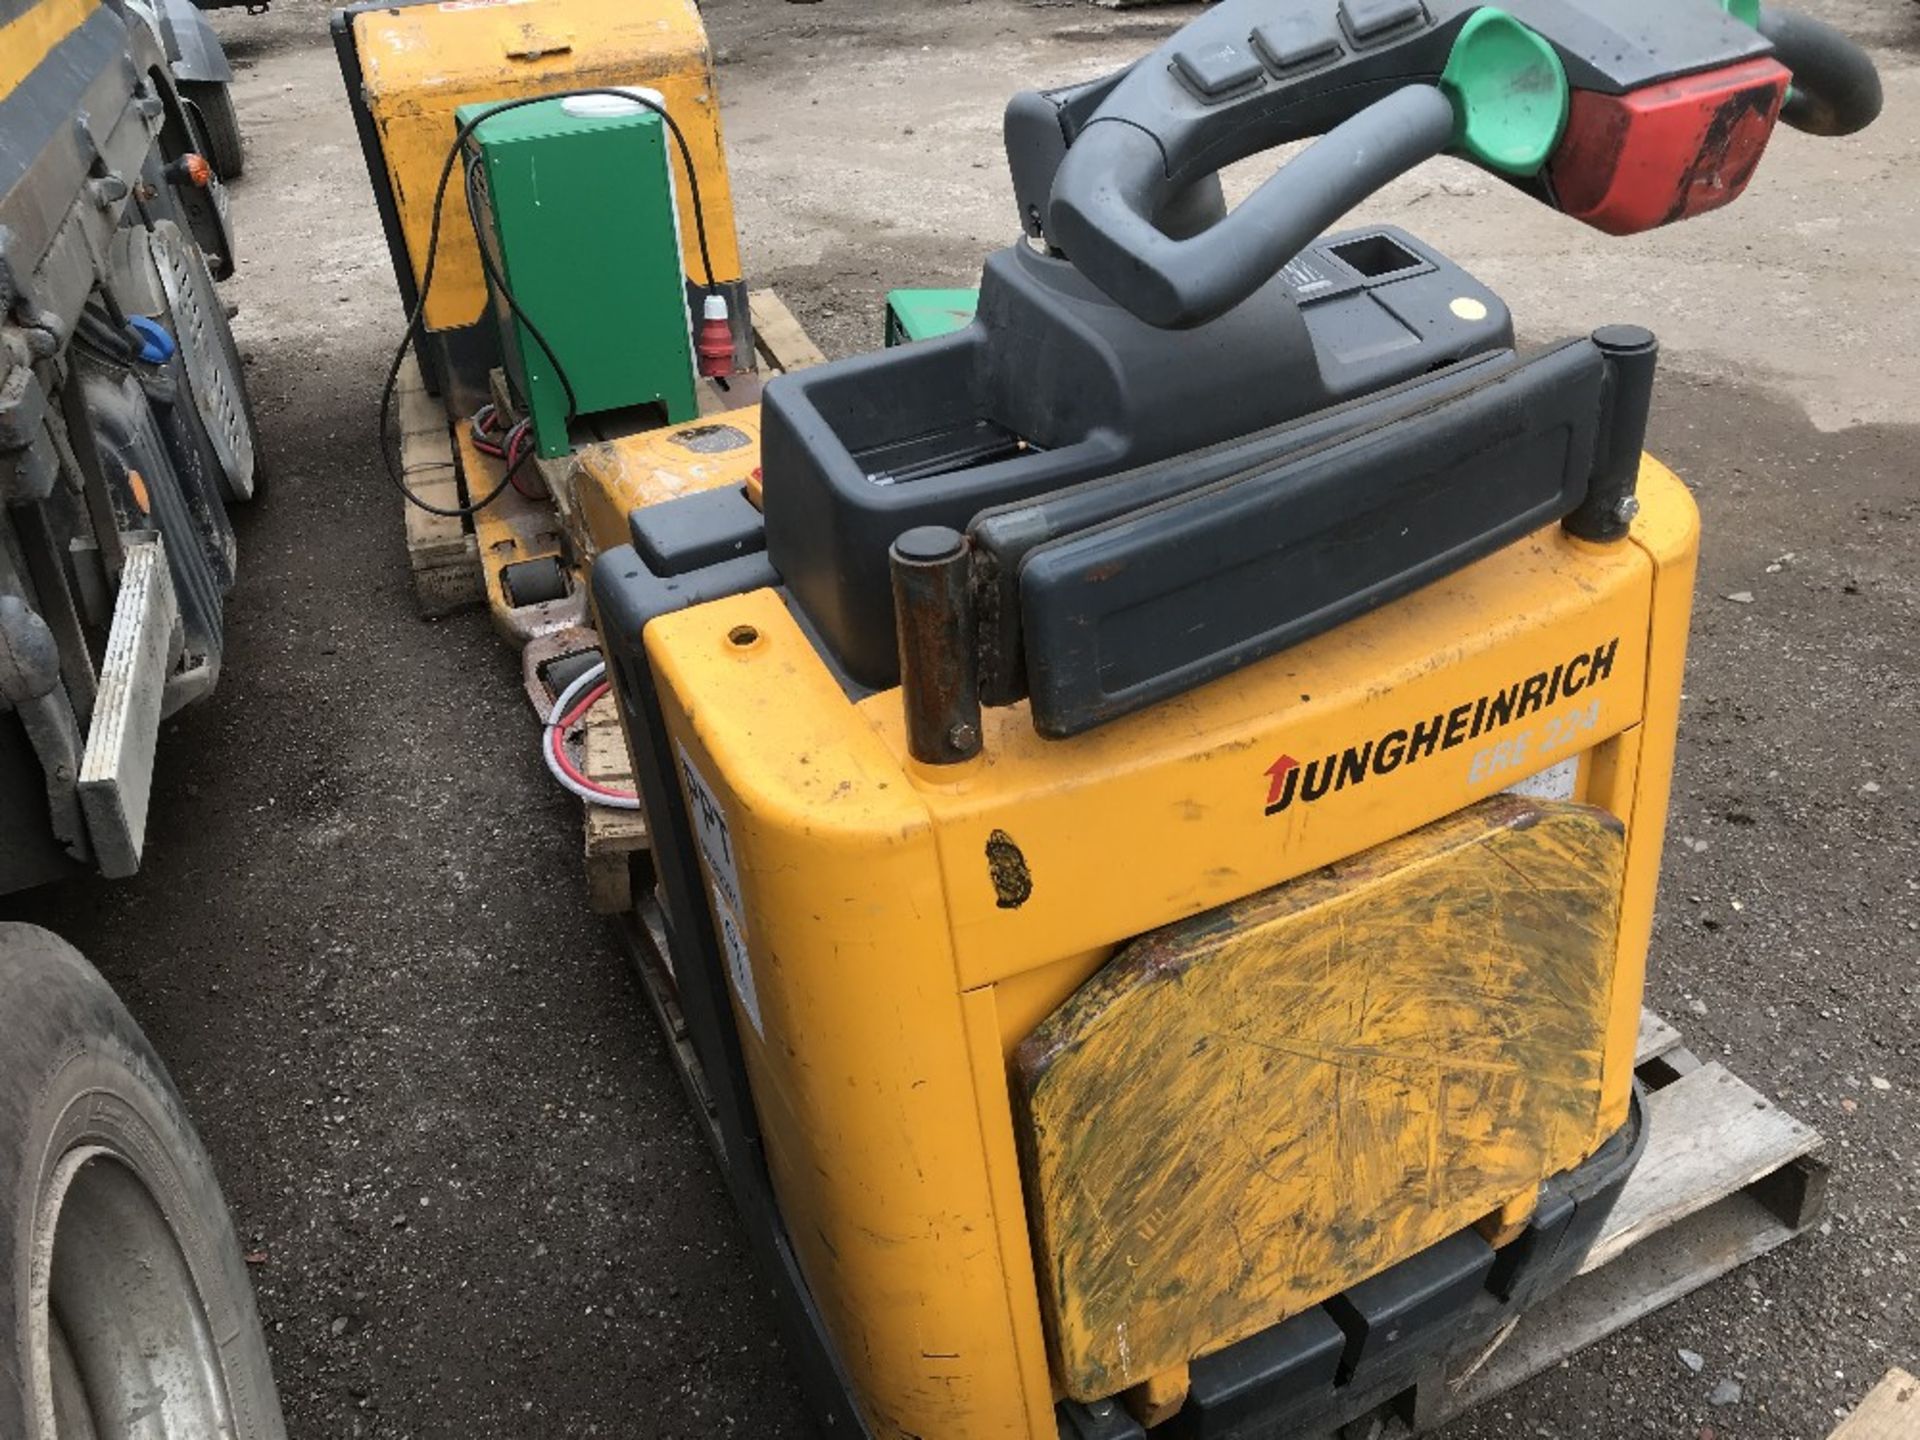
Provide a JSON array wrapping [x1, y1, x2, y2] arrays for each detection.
[[1584, 1061, 1820, 1271], [394, 355, 483, 617], [1831, 1369, 1920, 1439], [749, 289, 829, 373], [1421, 1015, 1828, 1432], [1636, 1008, 1683, 1068], [581, 693, 649, 915]]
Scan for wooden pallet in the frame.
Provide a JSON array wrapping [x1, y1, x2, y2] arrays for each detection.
[[1402, 1010, 1827, 1432], [1830, 1370, 1920, 1439], [748, 288, 829, 374], [580, 693, 649, 915], [393, 355, 484, 617]]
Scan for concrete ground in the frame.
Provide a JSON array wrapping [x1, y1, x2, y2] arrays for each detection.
[[8, 0, 1917, 1435]]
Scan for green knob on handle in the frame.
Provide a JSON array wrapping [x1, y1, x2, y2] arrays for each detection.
[[1440, 8, 1571, 176]]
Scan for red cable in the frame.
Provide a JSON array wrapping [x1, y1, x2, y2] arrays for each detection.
[[548, 680, 639, 802], [506, 424, 547, 500], [558, 679, 606, 730]]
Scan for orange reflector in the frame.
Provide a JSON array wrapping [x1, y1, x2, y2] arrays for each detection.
[[172, 152, 212, 188]]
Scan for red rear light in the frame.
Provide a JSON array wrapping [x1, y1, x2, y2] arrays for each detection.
[[1548, 58, 1791, 236]]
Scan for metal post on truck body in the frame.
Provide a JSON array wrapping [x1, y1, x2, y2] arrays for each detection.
[[1565, 325, 1659, 544], [890, 525, 983, 766]]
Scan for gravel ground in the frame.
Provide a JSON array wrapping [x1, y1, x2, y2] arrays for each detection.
[[6, 0, 1916, 1436]]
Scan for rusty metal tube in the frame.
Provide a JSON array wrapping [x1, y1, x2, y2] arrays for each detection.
[[890, 525, 982, 765]]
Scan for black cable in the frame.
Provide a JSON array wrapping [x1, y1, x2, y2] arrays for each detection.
[[464, 154, 580, 423], [377, 87, 724, 518]]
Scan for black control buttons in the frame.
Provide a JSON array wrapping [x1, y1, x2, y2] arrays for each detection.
[[1338, 0, 1428, 45], [1251, 14, 1343, 73], [1172, 39, 1267, 100]]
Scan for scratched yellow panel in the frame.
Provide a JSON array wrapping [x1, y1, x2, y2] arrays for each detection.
[[571, 409, 761, 559], [1013, 795, 1625, 1401]]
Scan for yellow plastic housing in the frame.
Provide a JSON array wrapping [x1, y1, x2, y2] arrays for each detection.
[[351, 0, 744, 333], [641, 461, 1699, 1438], [569, 408, 762, 560]]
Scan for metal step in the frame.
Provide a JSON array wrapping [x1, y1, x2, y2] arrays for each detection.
[[78, 536, 182, 878]]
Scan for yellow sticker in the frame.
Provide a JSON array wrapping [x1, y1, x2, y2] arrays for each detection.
[[1451, 296, 1490, 322]]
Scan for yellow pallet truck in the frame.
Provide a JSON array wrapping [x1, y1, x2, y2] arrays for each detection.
[[333, 0, 1880, 1434]]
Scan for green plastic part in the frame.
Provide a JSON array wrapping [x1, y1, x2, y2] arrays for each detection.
[[1440, 8, 1571, 178], [1720, 0, 1761, 28], [457, 97, 699, 458], [884, 288, 980, 346]]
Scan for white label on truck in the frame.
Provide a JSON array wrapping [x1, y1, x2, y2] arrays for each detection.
[[678, 741, 744, 923], [709, 881, 762, 1038], [677, 742, 761, 1035], [1504, 755, 1580, 804]]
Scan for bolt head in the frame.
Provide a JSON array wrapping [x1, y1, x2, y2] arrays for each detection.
[[87, 174, 129, 207], [947, 722, 979, 754], [1612, 496, 1641, 526]]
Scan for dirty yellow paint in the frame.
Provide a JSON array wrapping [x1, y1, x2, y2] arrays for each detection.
[[570, 408, 761, 558], [857, 509, 1656, 994], [1014, 796, 1625, 1399], [962, 986, 1067, 1436], [448, 424, 570, 638], [640, 460, 1699, 1434], [1476, 1186, 1541, 1248], [1122, 1365, 1192, 1428], [2, 0, 96, 92], [353, 0, 743, 332], [1593, 486, 1698, 1139], [651, 614, 1038, 1438]]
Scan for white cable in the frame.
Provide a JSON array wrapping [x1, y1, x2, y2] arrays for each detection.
[[542, 660, 643, 810]]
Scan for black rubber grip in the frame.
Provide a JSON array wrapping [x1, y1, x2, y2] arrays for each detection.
[[1046, 84, 1457, 330], [1760, 6, 1882, 137]]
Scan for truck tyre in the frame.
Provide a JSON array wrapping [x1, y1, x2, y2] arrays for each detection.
[[181, 81, 244, 182], [0, 923, 285, 1439]]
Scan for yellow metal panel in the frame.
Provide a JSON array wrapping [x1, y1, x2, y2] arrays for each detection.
[[1, 0, 96, 92], [648, 596, 1036, 1439], [1597, 462, 1700, 1136], [1013, 797, 1625, 1399], [353, 0, 743, 332], [450, 424, 568, 632], [990, 947, 1115, 1056], [961, 986, 1064, 1436]]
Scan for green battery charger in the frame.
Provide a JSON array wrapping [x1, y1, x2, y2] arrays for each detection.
[[458, 91, 700, 459]]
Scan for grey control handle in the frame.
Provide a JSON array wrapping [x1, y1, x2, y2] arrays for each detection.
[[1759, 6, 1882, 136], [1046, 84, 1457, 331]]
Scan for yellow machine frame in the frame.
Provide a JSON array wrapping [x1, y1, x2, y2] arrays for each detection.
[[634, 460, 1696, 1436]]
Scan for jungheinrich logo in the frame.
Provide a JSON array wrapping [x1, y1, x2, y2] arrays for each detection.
[[1263, 638, 1621, 816]]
